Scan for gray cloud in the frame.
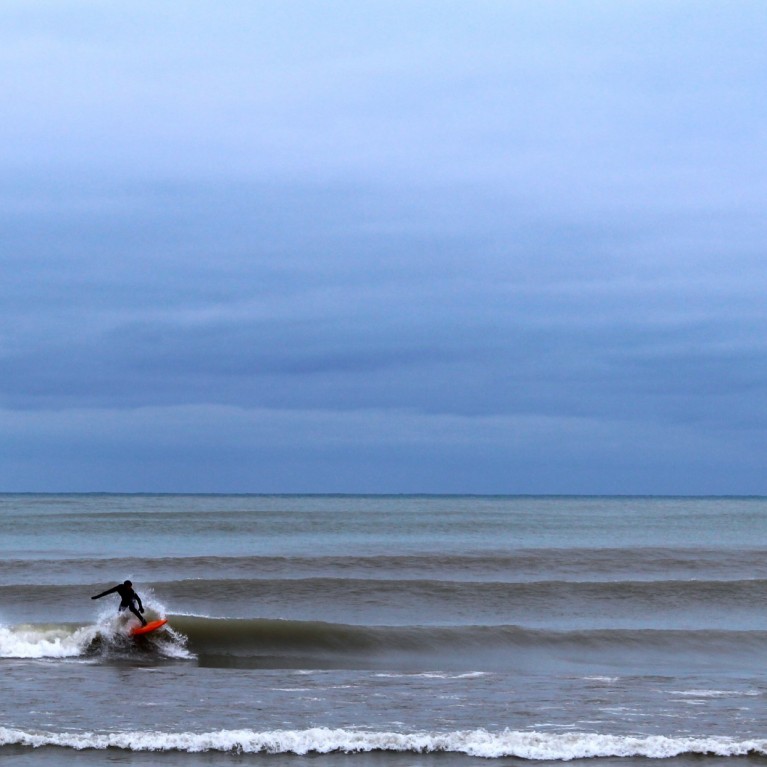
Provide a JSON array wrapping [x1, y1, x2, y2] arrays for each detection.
[[1, 1, 766, 492]]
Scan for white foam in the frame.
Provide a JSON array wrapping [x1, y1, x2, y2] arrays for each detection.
[[374, 671, 489, 679], [414, 672, 490, 679], [1, 727, 766, 758], [669, 689, 760, 698], [0, 624, 98, 659], [0, 613, 193, 661]]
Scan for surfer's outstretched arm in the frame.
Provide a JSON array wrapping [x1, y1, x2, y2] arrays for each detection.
[[134, 593, 144, 612], [91, 586, 119, 600]]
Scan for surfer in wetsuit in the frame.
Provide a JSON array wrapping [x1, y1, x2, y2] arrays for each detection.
[[91, 580, 147, 626]]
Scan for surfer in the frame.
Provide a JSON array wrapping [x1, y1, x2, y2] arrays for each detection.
[[91, 580, 147, 626]]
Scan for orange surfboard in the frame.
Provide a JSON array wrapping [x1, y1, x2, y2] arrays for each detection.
[[130, 619, 168, 636]]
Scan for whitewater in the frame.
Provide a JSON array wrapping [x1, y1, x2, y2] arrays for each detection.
[[4, 726, 767, 759]]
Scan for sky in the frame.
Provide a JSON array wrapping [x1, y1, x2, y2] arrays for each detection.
[[1, 0, 766, 494]]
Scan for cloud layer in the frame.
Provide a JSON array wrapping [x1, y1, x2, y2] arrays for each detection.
[[2, 1, 766, 492]]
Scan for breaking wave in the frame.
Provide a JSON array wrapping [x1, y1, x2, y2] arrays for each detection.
[[1, 726, 767, 758], [0, 615, 191, 661], [4, 612, 767, 670]]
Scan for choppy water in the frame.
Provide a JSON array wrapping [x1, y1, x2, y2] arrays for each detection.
[[2, 494, 767, 766]]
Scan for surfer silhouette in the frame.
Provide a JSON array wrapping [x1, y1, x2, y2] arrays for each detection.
[[91, 580, 147, 626]]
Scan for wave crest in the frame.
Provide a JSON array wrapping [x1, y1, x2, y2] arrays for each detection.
[[0, 617, 191, 661], [1, 726, 766, 759]]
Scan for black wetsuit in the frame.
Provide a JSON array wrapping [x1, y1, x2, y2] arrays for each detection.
[[91, 583, 146, 625]]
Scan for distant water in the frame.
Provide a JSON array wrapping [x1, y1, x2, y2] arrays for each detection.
[[2, 494, 767, 766]]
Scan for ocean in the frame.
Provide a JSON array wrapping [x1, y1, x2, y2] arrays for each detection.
[[2, 494, 767, 766]]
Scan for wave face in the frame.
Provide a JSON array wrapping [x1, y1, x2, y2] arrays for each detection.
[[0, 616, 191, 661], [142, 615, 767, 671], [7, 614, 767, 672], [2, 726, 767, 758]]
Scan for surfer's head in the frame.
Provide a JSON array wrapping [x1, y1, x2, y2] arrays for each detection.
[[124, 580, 132, 587]]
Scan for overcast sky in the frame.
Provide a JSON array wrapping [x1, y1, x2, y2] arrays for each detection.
[[1, 1, 765, 493]]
